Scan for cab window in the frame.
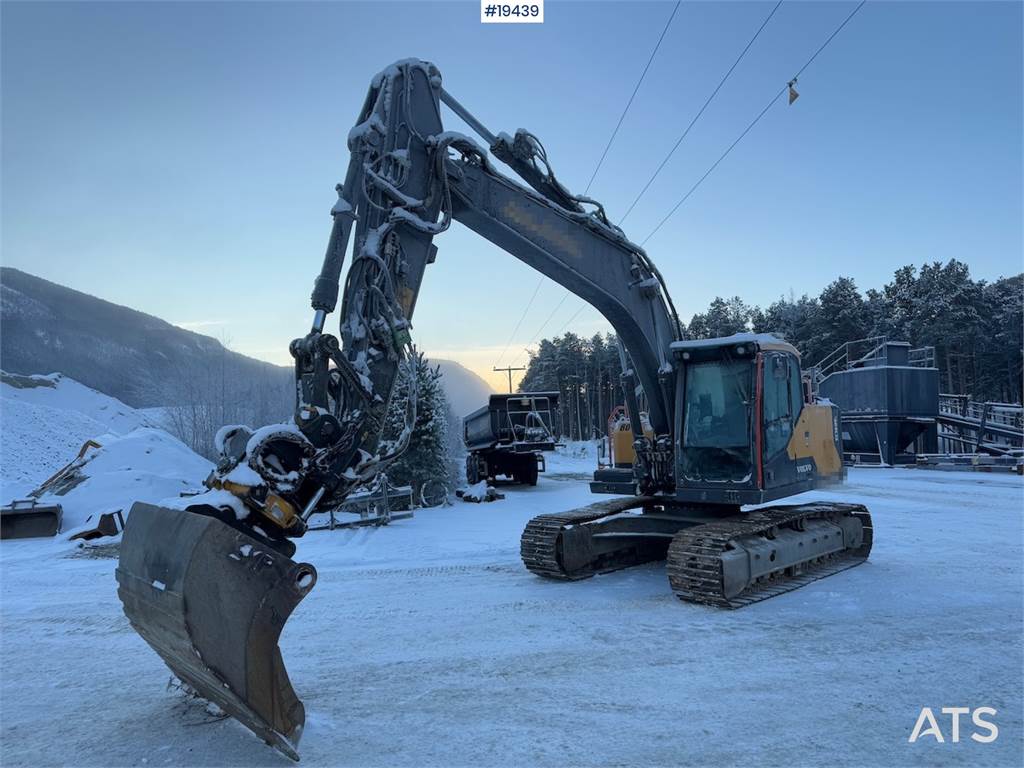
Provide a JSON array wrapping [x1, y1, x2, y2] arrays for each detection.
[[682, 360, 752, 482], [763, 354, 796, 457]]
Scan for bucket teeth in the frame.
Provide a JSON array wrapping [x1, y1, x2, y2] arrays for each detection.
[[116, 502, 316, 761]]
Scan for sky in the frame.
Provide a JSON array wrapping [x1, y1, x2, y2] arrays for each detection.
[[3, 0, 1021, 393]]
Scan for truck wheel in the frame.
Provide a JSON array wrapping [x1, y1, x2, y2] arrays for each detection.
[[466, 456, 480, 485], [524, 459, 539, 486]]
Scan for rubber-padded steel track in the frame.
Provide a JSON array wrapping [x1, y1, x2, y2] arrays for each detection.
[[520, 497, 660, 580], [666, 502, 873, 608]]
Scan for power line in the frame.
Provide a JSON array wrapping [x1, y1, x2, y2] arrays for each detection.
[[524, 292, 571, 351], [515, 0, 779, 359], [528, 0, 868, 354], [640, 0, 868, 247], [512, 295, 588, 370], [550, 303, 589, 339], [494, 2, 680, 377], [493, 365, 526, 393], [619, 0, 784, 225], [516, 0, 783, 362], [494, 278, 543, 367], [584, 0, 682, 195], [641, 87, 786, 246], [792, 0, 867, 81]]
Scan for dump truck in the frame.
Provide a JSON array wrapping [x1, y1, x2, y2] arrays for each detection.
[[464, 392, 558, 485]]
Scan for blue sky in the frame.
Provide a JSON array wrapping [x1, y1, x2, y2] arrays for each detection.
[[3, 1, 1021, 391]]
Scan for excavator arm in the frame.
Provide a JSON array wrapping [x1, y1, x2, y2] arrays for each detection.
[[117, 58, 682, 760], [282, 58, 682, 529]]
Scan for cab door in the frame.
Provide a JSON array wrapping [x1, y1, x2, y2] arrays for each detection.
[[759, 352, 803, 489]]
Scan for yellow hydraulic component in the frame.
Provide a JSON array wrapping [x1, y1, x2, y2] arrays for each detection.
[[261, 493, 300, 528], [206, 475, 301, 530], [611, 424, 635, 467]]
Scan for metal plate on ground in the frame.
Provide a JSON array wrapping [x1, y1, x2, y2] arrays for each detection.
[[1, 499, 63, 539]]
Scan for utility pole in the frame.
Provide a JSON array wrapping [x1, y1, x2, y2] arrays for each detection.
[[493, 365, 525, 394], [566, 373, 583, 442]]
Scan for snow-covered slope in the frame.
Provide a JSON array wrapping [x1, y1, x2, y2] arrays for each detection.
[[1, 372, 159, 496], [30, 429, 212, 532], [0, 371, 211, 530]]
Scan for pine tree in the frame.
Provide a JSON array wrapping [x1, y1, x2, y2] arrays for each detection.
[[816, 277, 869, 357], [520, 261, 1022, 417], [382, 354, 455, 499], [687, 296, 751, 339]]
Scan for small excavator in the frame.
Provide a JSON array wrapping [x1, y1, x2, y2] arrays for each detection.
[[116, 59, 872, 760]]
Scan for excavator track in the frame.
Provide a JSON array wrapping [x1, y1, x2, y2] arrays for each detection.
[[666, 502, 873, 608], [521, 497, 666, 580]]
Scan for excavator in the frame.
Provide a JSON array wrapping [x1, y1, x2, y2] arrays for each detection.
[[115, 59, 872, 760]]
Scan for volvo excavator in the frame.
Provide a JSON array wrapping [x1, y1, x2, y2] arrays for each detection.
[[116, 59, 873, 760]]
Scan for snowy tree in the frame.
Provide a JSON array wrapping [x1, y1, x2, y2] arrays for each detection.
[[382, 353, 457, 498], [815, 277, 870, 357], [687, 296, 751, 339], [517, 331, 625, 441]]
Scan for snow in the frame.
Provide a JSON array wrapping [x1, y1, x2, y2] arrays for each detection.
[[330, 195, 353, 215], [17, 428, 213, 533], [347, 113, 385, 149], [458, 480, 493, 502], [0, 372, 162, 499], [162, 488, 249, 521], [223, 462, 264, 487], [0, 374, 211, 531], [2, 421, 1022, 765], [243, 421, 306, 460], [214, 424, 250, 456], [670, 332, 789, 351]]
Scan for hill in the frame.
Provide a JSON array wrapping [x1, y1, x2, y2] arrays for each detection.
[[431, 359, 494, 417], [1, 268, 492, 440], [1, 267, 292, 410]]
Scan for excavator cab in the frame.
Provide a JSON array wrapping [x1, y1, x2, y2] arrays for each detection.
[[672, 334, 843, 505], [593, 334, 844, 503]]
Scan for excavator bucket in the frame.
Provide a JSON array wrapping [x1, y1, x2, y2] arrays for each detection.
[[116, 502, 316, 761], [0, 499, 63, 539]]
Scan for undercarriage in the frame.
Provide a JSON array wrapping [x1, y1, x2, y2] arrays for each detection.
[[522, 500, 872, 606]]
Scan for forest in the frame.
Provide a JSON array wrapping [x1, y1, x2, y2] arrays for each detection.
[[518, 260, 1023, 441]]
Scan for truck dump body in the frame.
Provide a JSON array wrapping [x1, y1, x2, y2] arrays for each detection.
[[463, 392, 559, 453], [464, 393, 559, 486]]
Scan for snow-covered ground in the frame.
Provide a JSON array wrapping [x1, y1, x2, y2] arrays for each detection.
[[2, 448, 1021, 766]]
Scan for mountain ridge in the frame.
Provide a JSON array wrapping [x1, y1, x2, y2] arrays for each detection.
[[0, 267, 492, 416]]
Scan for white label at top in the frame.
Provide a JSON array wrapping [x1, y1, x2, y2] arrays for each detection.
[[481, 1, 544, 23]]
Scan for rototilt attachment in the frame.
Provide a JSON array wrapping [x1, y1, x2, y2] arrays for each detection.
[[116, 503, 317, 761]]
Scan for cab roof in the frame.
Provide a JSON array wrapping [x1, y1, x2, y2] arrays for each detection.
[[669, 332, 799, 358]]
